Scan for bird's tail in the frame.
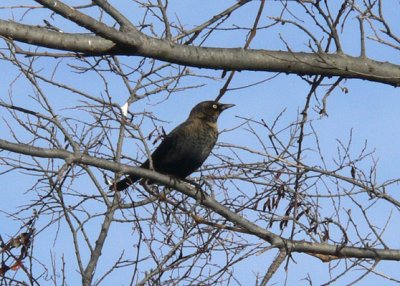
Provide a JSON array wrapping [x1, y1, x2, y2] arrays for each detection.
[[110, 175, 140, 191]]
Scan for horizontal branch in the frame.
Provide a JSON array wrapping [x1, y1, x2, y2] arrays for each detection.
[[0, 20, 399, 86], [1, 138, 400, 261]]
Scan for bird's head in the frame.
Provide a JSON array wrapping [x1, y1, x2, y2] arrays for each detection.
[[189, 101, 235, 122]]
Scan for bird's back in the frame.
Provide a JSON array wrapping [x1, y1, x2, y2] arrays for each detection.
[[149, 118, 218, 179]]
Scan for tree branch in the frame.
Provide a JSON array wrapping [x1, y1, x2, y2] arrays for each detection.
[[1, 138, 400, 261], [0, 19, 399, 86]]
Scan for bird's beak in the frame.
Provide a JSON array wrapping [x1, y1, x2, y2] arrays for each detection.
[[219, 103, 235, 111]]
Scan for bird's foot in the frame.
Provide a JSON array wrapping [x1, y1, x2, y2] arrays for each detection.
[[183, 178, 207, 203]]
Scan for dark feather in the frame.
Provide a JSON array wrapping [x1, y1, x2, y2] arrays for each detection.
[[111, 101, 234, 191]]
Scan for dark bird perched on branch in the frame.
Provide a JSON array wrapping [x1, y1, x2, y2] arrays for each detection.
[[111, 101, 235, 191]]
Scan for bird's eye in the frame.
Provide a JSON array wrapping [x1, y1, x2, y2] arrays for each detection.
[[212, 104, 218, 109]]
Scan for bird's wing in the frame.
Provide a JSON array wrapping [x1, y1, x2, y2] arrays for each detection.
[[150, 121, 187, 167]]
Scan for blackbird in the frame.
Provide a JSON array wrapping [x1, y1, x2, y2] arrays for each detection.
[[111, 101, 234, 191]]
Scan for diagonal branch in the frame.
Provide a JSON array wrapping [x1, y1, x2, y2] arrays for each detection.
[[1, 138, 400, 261], [260, 250, 286, 286], [0, 18, 399, 86], [35, 0, 144, 47]]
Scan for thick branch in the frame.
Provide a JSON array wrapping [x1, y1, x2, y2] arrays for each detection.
[[0, 20, 399, 86], [1, 138, 400, 261]]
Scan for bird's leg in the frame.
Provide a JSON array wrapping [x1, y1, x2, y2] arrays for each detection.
[[139, 178, 149, 187], [182, 178, 206, 203]]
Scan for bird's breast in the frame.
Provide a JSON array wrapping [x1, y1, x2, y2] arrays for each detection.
[[177, 121, 217, 167]]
